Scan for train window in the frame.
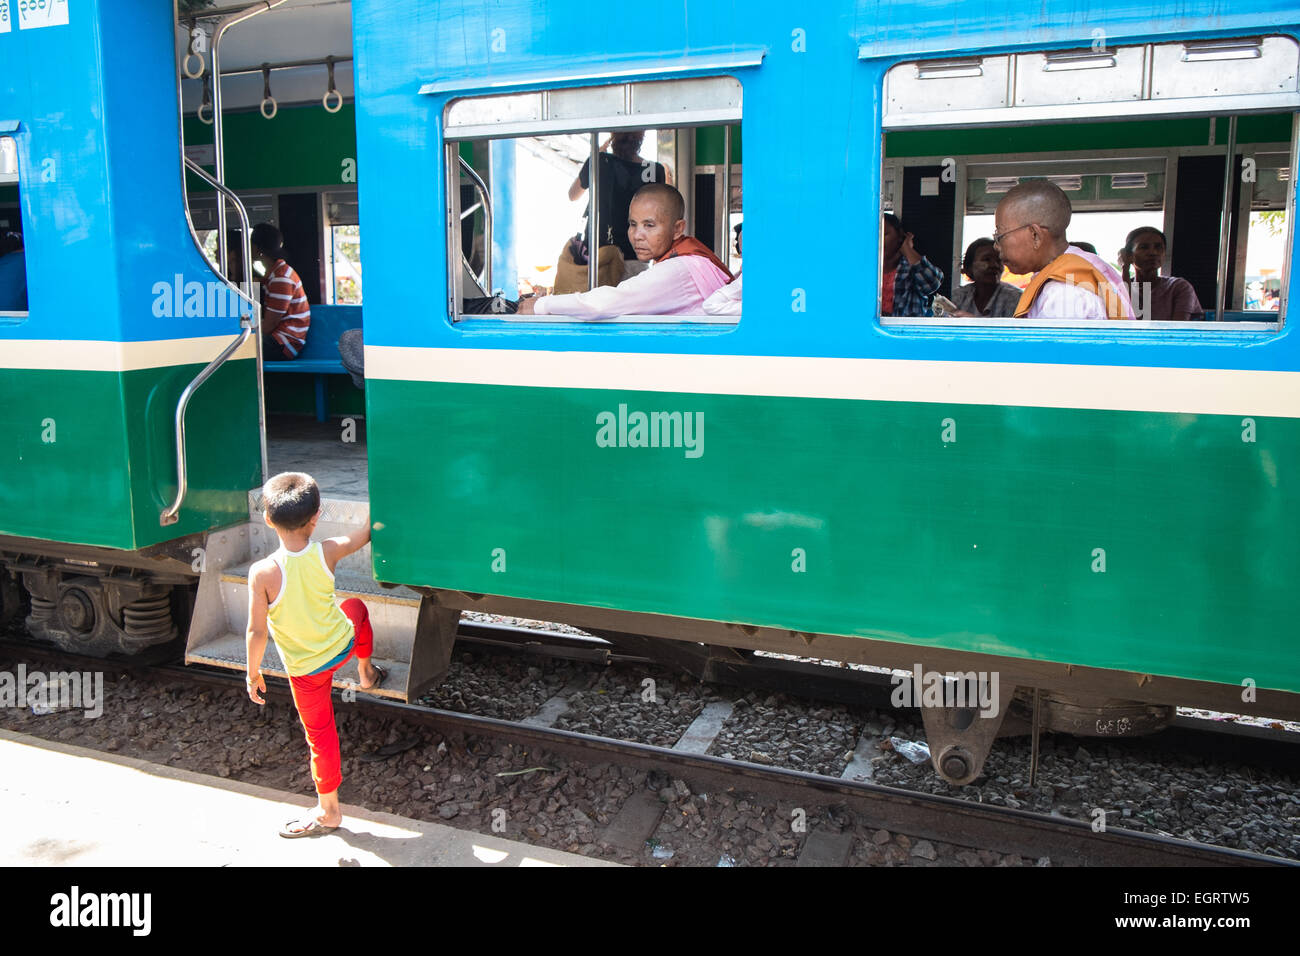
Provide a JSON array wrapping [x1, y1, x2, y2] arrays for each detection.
[[0, 136, 28, 317], [324, 191, 361, 304], [878, 36, 1299, 329], [190, 191, 275, 282], [441, 77, 742, 324]]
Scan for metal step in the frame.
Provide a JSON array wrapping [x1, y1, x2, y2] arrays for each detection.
[[185, 631, 411, 701], [185, 495, 458, 702]]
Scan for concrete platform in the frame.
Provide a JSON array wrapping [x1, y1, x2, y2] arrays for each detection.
[[0, 729, 619, 868]]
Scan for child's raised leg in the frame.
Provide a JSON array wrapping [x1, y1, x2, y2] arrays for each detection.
[[341, 597, 383, 690]]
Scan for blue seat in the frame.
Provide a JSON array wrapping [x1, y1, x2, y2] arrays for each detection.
[[263, 304, 362, 422]]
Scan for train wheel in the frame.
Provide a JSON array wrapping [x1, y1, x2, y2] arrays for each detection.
[[16, 565, 187, 660]]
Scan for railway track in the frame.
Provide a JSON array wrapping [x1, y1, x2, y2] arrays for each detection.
[[1, 635, 1294, 867], [453, 618, 1300, 775]]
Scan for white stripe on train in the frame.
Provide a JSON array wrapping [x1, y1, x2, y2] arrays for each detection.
[[2, 340, 1296, 418], [365, 345, 1300, 418], [0, 337, 259, 372]]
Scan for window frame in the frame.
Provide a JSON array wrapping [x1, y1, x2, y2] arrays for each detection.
[[439, 74, 745, 326], [0, 133, 30, 320], [876, 35, 1299, 333]]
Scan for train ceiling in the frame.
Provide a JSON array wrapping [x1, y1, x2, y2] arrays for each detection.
[[178, 0, 355, 115]]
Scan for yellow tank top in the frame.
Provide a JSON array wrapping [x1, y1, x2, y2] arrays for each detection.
[[265, 541, 354, 677]]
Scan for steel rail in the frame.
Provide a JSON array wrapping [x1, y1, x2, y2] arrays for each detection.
[[150, 661, 1296, 867], [187, 55, 353, 80]]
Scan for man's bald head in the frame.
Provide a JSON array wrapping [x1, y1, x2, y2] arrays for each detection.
[[631, 183, 686, 223], [998, 180, 1072, 238]]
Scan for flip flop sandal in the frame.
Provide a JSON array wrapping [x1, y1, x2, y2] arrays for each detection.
[[279, 818, 338, 839], [361, 664, 387, 692]]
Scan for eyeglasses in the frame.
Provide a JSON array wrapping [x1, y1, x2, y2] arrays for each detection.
[[991, 223, 1034, 246]]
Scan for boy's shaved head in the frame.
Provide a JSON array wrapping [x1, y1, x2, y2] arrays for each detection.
[[999, 180, 1072, 237], [263, 472, 319, 531], [631, 182, 686, 222]]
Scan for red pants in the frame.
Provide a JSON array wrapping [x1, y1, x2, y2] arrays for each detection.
[[287, 598, 372, 795]]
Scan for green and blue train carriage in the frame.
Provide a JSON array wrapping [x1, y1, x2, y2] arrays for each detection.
[[1, 0, 1297, 782]]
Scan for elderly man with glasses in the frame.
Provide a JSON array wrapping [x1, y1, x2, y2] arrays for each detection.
[[993, 180, 1134, 321]]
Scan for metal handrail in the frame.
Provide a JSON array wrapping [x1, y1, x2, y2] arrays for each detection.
[[160, 328, 253, 527], [161, 159, 263, 526], [212, 0, 286, 275], [458, 155, 493, 293], [171, 0, 282, 527], [184, 157, 257, 308]]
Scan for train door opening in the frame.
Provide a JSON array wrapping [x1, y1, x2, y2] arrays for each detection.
[[176, 4, 367, 504]]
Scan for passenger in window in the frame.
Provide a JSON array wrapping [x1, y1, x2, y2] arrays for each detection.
[[702, 221, 742, 317], [950, 239, 1020, 318], [1120, 227, 1204, 322], [993, 181, 1134, 320], [0, 231, 26, 312], [251, 222, 312, 361], [517, 184, 729, 318], [1263, 280, 1280, 311], [568, 130, 668, 279], [881, 214, 943, 317]]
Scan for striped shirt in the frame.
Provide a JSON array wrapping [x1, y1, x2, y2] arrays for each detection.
[[261, 259, 311, 359]]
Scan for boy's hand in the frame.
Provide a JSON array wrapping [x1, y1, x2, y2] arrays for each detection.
[[247, 671, 266, 705]]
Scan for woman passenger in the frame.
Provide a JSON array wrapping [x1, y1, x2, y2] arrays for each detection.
[[951, 238, 1021, 317], [1120, 227, 1204, 321]]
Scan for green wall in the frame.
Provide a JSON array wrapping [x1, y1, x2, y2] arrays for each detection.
[[184, 103, 358, 191], [695, 125, 742, 165], [886, 113, 1293, 158]]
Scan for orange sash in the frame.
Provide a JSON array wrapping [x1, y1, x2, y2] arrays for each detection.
[[659, 236, 732, 280], [1015, 253, 1131, 320]]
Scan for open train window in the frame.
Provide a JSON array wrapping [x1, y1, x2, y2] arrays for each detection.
[[440, 76, 742, 324], [877, 36, 1299, 330], [323, 190, 361, 304], [0, 135, 28, 318]]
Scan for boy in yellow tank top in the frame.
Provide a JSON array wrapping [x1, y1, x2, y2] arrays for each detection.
[[245, 472, 384, 838]]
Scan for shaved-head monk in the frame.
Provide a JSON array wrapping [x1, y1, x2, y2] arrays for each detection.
[[517, 183, 731, 318], [993, 180, 1134, 320]]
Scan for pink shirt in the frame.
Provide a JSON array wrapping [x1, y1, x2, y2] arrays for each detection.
[[535, 255, 729, 319]]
